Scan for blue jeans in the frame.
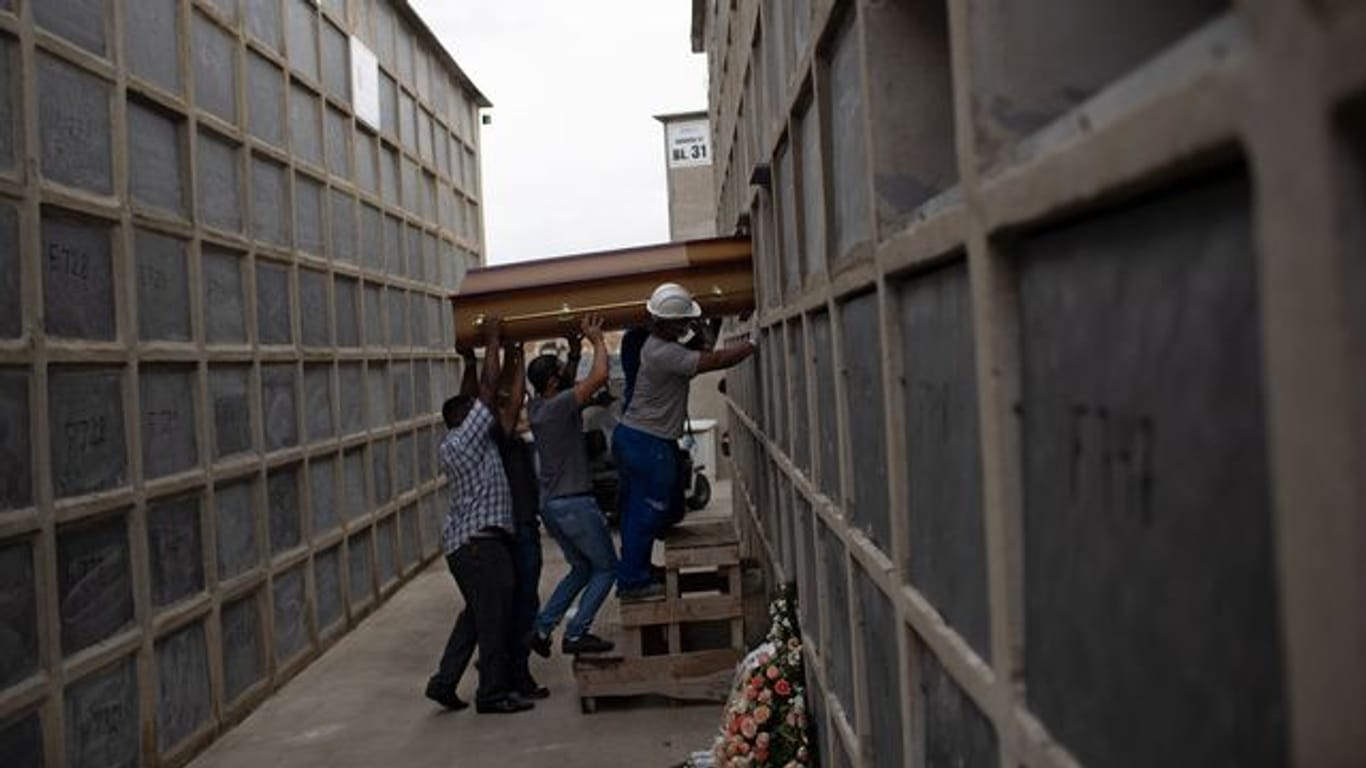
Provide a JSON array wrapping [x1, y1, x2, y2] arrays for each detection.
[[613, 424, 677, 591], [535, 495, 617, 639]]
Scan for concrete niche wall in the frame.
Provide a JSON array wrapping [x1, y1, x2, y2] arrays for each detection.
[[707, 0, 1366, 766], [0, 1, 488, 765]]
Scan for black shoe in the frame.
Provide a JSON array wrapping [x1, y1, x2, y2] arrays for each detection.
[[476, 693, 535, 714], [562, 633, 615, 655], [519, 684, 551, 700], [523, 630, 552, 659], [617, 582, 665, 601], [424, 678, 469, 711]]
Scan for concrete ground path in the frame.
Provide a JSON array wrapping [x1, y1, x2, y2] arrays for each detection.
[[190, 528, 723, 768]]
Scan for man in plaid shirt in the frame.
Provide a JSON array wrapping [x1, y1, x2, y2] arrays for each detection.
[[424, 317, 533, 715]]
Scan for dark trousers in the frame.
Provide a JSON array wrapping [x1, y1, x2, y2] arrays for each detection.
[[433, 526, 541, 696], [434, 536, 516, 705], [510, 521, 542, 685]]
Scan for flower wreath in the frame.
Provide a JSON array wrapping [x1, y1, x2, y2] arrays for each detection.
[[711, 583, 814, 768]]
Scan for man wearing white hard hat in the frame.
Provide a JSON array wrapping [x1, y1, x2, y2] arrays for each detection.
[[612, 283, 757, 599]]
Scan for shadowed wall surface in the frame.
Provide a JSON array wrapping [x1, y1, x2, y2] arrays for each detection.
[[704, 0, 1365, 766], [0, 1, 488, 764]]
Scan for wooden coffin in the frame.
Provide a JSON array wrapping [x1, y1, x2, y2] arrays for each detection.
[[450, 236, 753, 348]]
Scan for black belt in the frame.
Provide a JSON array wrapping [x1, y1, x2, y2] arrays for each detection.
[[469, 526, 511, 541]]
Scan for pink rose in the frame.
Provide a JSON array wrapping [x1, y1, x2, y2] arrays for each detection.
[[775, 679, 792, 696], [754, 705, 771, 724], [757, 733, 771, 748], [759, 688, 773, 703], [766, 665, 781, 680], [741, 716, 758, 739]]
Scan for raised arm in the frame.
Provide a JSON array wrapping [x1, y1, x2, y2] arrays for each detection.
[[477, 316, 502, 406], [572, 315, 610, 406], [459, 348, 479, 398], [562, 325, 584, 387], [696, 338, 757, 374], [497, 342, 525, 433]]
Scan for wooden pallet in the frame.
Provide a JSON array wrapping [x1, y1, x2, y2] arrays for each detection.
[[574, 649, 740, 712], [572, 513, 745, 711]]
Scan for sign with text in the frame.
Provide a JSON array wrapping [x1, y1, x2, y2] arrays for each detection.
[[666, 119, 712, 168], [350, 37, 381, 130]]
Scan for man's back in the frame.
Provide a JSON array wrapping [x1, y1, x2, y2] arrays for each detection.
[[494, 426, 540, 526], [528, 390, 591, 501], [620, 335, 699, 441], [619, 326, 649, 410], [438, 400, 514, 554]]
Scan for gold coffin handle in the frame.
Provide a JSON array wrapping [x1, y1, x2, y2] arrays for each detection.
[[469, 286, 728, 332], [472, 299, 642, 328]]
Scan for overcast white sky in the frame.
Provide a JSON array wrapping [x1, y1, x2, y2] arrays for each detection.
[[407, 1, 708, 265]]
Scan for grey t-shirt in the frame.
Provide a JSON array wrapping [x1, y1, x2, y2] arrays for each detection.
[[620, 335, 700, 440], [528, 390, 592, 500]]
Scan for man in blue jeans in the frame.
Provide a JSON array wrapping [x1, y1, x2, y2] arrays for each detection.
[[619, 317, 722, 527], [523, 315, 618, 655], [613, 283, 755, 600]]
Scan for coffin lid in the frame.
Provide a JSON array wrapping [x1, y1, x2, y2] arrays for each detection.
[[454, 236, 751, 298]]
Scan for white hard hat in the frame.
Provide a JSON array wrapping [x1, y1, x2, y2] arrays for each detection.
[[646, 282, 702, 319]]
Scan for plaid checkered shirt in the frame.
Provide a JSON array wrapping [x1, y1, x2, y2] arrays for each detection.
[[438, 400, 514, 555]]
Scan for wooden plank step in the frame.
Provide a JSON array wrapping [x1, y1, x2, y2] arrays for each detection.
[[664, 543, 740, 569], [620, 593, 742, 627], [675, 569, 730, 595], [589, 618, 745, 658], [664, 518, 737, 550], [573, 624, 632, 661], [572, 648, 741, 702]]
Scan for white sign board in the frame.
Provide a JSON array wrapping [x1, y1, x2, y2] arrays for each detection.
[[666, 119, 712, 168], [350, 37, 381, 130]]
